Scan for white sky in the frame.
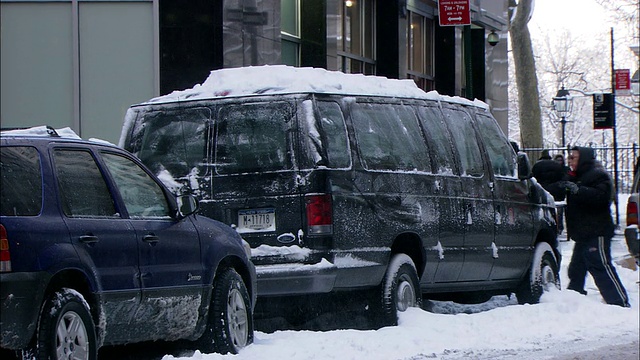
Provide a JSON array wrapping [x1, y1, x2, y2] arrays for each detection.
[[529, 0, 637, 69]]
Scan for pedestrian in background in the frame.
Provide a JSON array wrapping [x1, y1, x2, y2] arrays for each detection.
[[532, 149, 567, 204], [553, 153, 571, 235], [564, 146, 630, 307]]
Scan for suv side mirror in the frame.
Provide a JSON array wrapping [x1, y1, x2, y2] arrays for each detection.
[[177, 194, 199, 218], [517, 153, 532, 180]]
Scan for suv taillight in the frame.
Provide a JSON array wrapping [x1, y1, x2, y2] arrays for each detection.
[[627, 201, 638, 226], [305, 194, 333, 235], [0, 225, 11, 272]]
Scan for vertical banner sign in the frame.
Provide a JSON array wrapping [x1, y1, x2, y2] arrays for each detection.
[[614, 69, 631, 95], [438, 0, 471, 26], [592, 93, 615, 129]]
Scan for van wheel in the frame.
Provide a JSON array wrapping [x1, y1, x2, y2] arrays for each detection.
[[375, 254, 422, 327], [197, 268, 253, 354], [516, 242, 560, 304], [34, 288, 97, 360]]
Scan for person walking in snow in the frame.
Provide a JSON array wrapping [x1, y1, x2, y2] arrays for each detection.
[[564, 146, 630, 307]]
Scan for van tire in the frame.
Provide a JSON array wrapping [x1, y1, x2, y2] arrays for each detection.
[[516, 242, 560, 304], [34, 288, 97, 360], [197, 268, 253, 354], [375, 254, 422, 327]]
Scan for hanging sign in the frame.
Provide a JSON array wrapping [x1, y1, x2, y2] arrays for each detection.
[[614, 69, 631, 95], [593, 93, 615, 129], [438, 0, 471, 26]]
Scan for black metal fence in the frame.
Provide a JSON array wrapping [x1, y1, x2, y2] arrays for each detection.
[[522, 144, 639, 194]]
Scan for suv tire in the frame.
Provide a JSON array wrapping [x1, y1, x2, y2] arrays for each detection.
[[376, 254, 422, 327], [197, 268, 253, 354], [516, 242, 560, 304], [35, 289, 97, 360]]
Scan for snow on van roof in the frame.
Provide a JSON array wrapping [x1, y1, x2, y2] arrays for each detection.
[[145, 65, 489, 110]]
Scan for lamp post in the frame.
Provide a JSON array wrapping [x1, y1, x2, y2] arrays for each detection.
[[552, 86, 573, 148]]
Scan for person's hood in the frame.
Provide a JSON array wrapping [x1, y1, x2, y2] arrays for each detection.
[[574, 146, 596, 176]]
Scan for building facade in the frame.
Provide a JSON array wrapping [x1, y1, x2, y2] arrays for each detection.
[[1, 0, 509, 144]]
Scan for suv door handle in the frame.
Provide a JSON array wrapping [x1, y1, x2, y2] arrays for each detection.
[[143, 234, 160, 244], [79, 235, 99, 244]]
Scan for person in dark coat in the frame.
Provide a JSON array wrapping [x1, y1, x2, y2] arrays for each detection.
[[531, 150, 566, 202], [564, 146, 630, 307], [553, 153, 571, 234]]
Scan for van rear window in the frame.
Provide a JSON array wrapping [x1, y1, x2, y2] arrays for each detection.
[[0, 146, 42, 216], [137, 108, 210, 179], [215, 102, 294, 174]]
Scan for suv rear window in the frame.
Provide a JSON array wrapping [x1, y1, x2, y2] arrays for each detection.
[[1, 146, 43, 216]]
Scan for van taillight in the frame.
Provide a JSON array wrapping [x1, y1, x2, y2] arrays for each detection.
[[305, 194, 333, 235], [627, 202, 638, 226], [0, 225, 11, 272]]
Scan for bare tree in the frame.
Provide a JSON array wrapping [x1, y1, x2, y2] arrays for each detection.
[[508, 0, 543, 150]]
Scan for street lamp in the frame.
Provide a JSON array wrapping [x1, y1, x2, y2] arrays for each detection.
[[552, 86, 573, 147]]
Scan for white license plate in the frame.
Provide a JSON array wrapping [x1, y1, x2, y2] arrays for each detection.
[[237, 208, 276, 233]]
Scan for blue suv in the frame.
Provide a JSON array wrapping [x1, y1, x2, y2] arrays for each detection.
[[0, 126, 256, 359]]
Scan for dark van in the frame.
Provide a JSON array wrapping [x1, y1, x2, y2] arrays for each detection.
[[120, 66, 560, 325]]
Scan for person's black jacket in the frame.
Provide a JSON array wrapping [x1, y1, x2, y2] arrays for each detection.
[[565, 147, 614, 241], [532, 159, 566, 201]]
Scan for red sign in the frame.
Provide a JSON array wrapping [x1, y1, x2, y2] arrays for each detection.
[[615, 69, 631, 94], [438, 0, 471, 26]]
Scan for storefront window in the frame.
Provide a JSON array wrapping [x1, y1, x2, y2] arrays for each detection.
[[407, 11, 434, 91], [338, 0, 375, 74], [281, 0, 300, 66]]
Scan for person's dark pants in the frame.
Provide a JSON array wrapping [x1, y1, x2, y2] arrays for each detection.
[[557, 206, 565, 234], [567, 235, 630, 307]]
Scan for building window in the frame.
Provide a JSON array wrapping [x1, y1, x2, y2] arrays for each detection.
[[281, 0, 300, 66], [407, 11, 434, 91], [338, 0, 375, 74]]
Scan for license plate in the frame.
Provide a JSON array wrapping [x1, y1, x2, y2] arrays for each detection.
[[237, 208, 276, 233]]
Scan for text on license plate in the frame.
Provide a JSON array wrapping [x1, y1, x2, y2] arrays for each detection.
[[237, 208, 276, 233]]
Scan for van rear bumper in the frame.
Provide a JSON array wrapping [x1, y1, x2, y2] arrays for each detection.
[[255, 261, 337, 296]]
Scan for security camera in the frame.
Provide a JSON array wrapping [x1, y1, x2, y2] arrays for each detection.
[[487, 31, 499, 46]]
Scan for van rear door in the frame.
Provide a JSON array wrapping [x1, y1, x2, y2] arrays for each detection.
[[210, 100, 305, 264]]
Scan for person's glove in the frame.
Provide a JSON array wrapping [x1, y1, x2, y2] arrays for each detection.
[[565, 181, 579, 194]]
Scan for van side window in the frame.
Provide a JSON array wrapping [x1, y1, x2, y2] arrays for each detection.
[[474, 113, 516, 177], [304, 100, 350, 168], [416, 106, 456, 174], [216, 102, 293, 174], [137, 108, 210, 178], [351, 103, 432, 172], [53, 149, 118, 218], [441, 108, 484, 177], [1, 146, 42, 216]]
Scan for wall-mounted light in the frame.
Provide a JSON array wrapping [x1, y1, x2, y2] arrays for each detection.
[[487, 30, 499, 47], [345, 0, 354, 7]]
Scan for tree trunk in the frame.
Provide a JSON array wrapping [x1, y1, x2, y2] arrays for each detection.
[[509, 0, 543, 150]]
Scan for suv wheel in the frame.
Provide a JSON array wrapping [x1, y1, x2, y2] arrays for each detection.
[[197, 268, 253, 354], [35, 289, 97, 360], [516, 242, 560, 304], [375, 254, 422, 327]]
